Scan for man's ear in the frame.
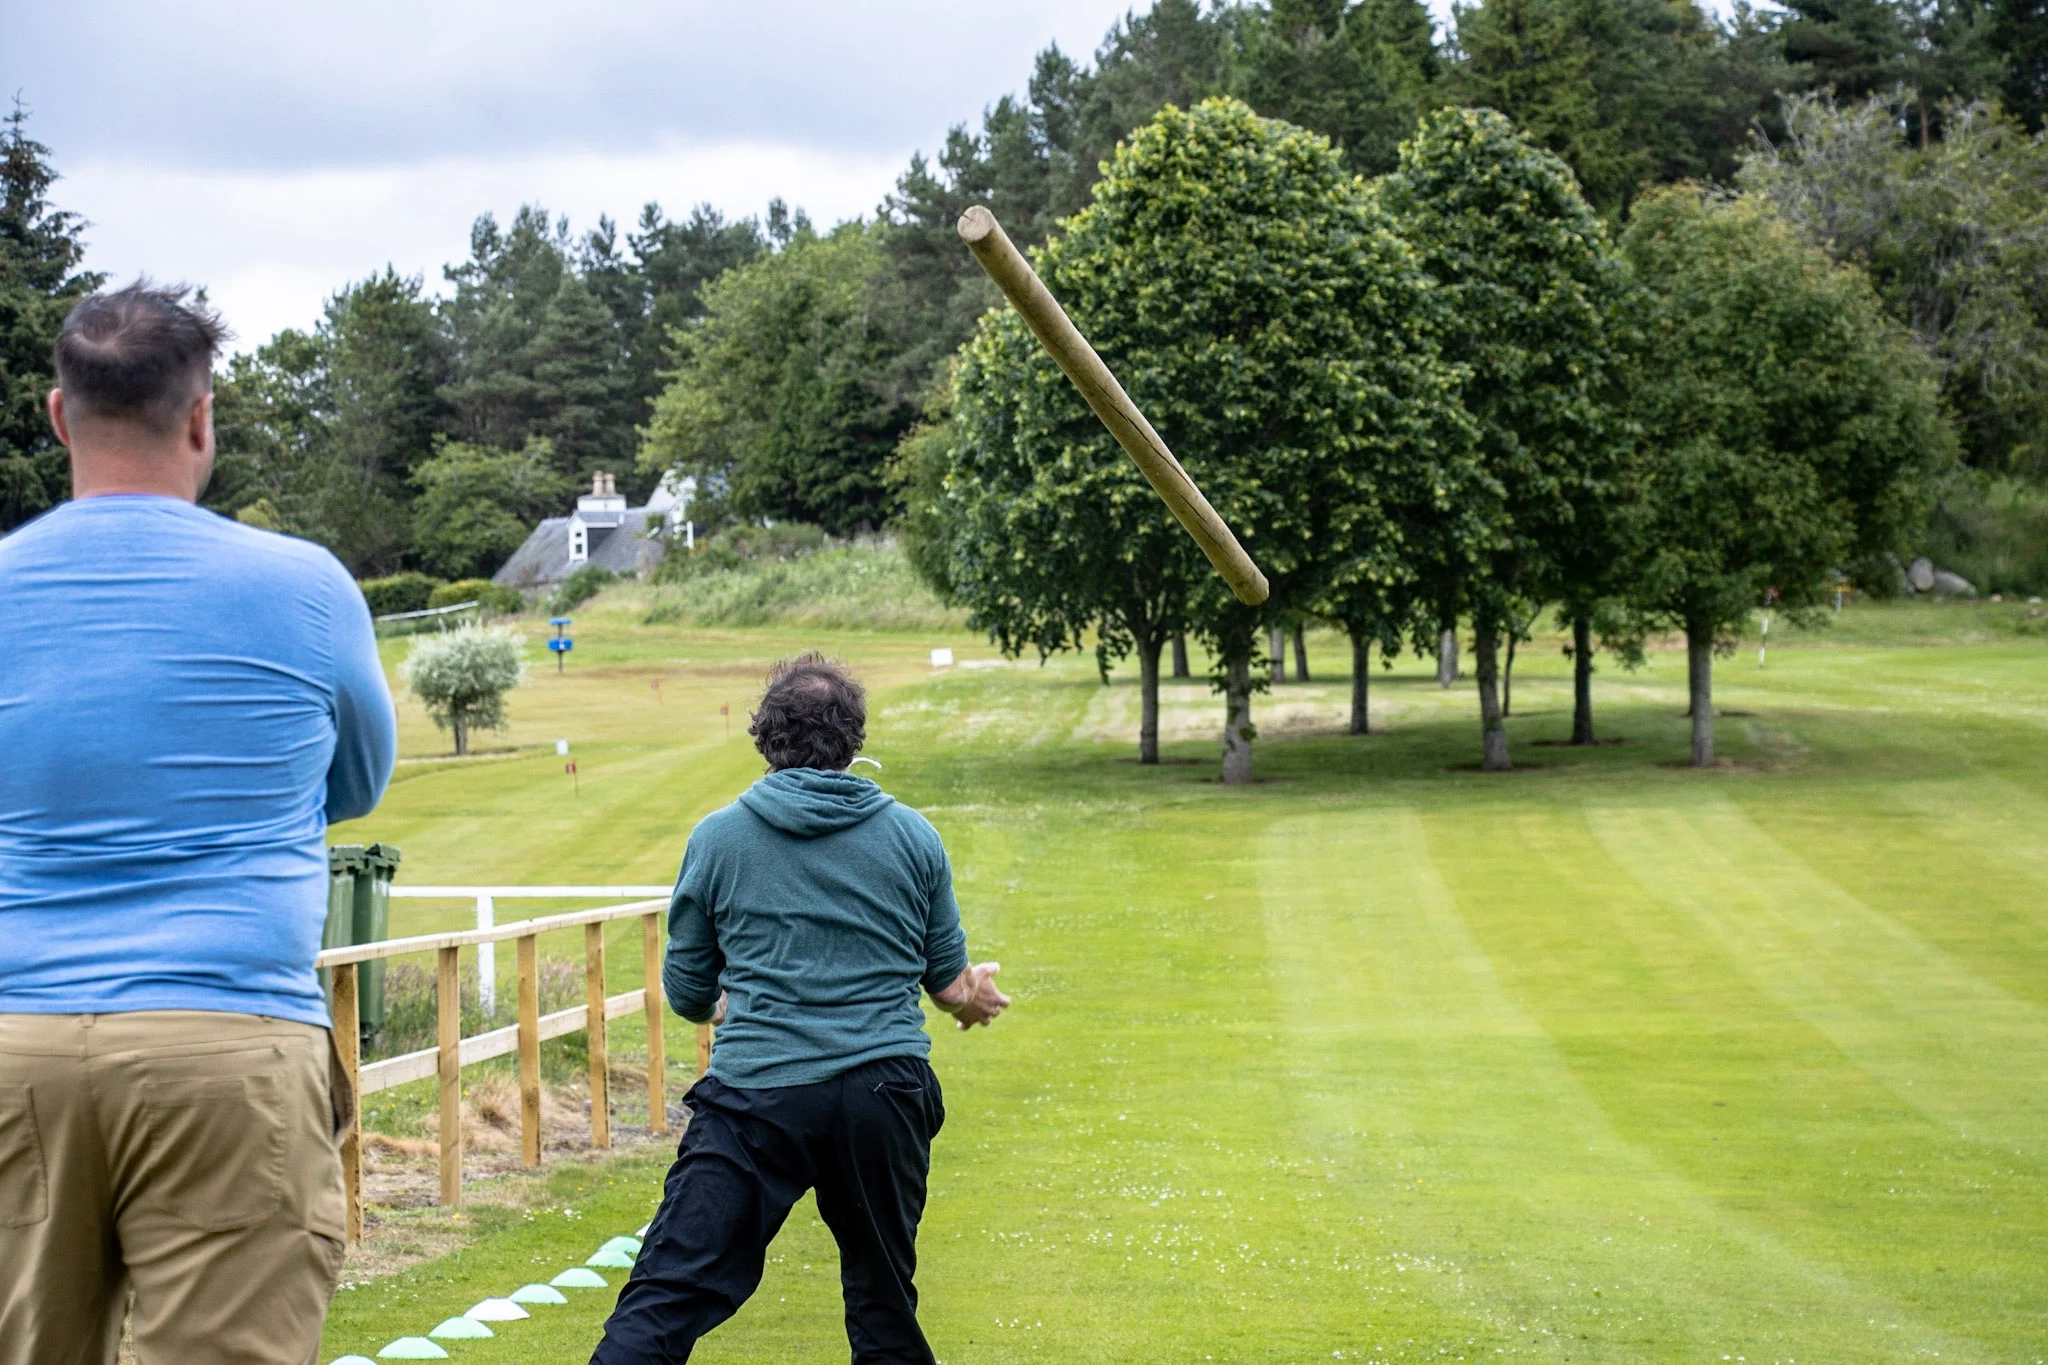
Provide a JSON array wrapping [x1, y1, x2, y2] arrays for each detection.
[[188, 391, 214, 457], [47, 388, 71, 449]]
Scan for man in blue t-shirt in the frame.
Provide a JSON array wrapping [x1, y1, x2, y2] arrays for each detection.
[[0, 283, 397, 1365], [591, 653, 1008, 1365]]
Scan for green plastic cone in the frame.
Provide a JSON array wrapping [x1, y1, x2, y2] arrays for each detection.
[[509, 1283, 568, 1305], [428, 1317, 493, 1340], [331, 1357, 379, 1365], [600, 1235, 644, 1255], [586, 1248, 636, 1268], [552, 1267, 610, 1288], [464, 1298, 528, 1321], [376, 1340, 448, 1361]]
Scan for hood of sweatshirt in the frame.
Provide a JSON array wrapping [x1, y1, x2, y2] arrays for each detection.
[[738, 767, 895, 838]]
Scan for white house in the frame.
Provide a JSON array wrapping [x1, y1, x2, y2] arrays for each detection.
[[491, 471, 694, 590]]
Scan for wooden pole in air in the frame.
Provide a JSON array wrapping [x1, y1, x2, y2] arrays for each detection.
[[956, 205, 1270, 607], [436, 945, 462, 1205]]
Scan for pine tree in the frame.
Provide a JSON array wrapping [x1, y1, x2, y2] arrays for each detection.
[[532, 271, 631, 481], [0, 101, 103, 531]]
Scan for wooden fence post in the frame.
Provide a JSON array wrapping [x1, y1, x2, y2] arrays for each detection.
[[696, 1022, 712, 1079], [333, 962, 363, 1243], [436, 944, 462, 1205], [585, 922, 610, 1149], [643, 912, 665, 1135], [517, 934, 541, 1167]]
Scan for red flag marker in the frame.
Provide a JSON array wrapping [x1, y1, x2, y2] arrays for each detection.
[[565, 759, 579, 795]]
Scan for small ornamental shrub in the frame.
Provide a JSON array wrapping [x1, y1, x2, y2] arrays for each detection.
[[401, 624, 526, 756]]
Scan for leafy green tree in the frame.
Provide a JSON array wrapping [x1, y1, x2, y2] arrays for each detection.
[[402, 624, 527, 756], [1618, 186, 1952, 766], [210, 271, 444, 572], [640, 222, 913, 534], [410, 436, 570, 580], [0, 102, 104, 530], [940, 98, 1472, 780], [1380, 107, 1634, 770], [1740, 92, 2048, 478]]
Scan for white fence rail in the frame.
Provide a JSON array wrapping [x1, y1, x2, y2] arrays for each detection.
[[388, 885, 671, 1015]]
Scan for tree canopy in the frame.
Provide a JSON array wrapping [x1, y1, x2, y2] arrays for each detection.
[[1379, 106, 1634, 769], [1617, 186, 1952, 765], [640, 222, 914, 535], [939, 97, 1476, 780]]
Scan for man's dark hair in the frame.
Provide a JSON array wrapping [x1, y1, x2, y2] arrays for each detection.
[[750, 652, 867, 771], [53, 281, 228, 435]]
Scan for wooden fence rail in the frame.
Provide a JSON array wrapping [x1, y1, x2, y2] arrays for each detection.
[[315, 898, 710, 1243]]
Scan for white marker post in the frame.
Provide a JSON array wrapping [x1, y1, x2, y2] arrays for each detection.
[[476, 894, 496, 1018]]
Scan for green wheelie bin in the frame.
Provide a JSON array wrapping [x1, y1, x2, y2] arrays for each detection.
[[352, 842, 403, 1047], [321, 845, 365, 1004]]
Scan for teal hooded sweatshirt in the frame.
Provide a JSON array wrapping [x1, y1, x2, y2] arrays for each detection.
[[664, 767, 971, 1088]]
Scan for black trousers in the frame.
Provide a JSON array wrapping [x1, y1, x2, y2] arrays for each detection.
[[591, 1055, 946, 1365]]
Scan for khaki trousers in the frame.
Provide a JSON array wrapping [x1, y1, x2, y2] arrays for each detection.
[[0, 1011, 351, 1365]]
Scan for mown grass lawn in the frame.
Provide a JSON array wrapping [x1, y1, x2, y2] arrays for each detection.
[[325, 596, 2048, 1364]]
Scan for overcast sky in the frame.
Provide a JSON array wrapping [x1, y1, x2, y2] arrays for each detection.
[[10, 0, 1321, 350]]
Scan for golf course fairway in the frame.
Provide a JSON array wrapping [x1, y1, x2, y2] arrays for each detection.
[[323, 595, 2048, 1363]]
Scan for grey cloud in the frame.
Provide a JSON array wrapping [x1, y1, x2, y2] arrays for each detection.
[[7, 0, 1142, 173]]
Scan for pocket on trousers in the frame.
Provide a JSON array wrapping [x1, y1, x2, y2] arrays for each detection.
[[137, 1073, 287, 1231], [0, 1085, 49, 1227], [875, 1071, 945, 1140]]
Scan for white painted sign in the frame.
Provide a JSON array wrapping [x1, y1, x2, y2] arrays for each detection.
[[930, 648, 955, 668]]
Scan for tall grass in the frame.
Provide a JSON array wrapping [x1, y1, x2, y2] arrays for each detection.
[[642, 538, 965, 632]]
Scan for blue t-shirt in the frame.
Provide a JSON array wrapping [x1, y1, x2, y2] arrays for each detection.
[[0, 495, 397, 1025]]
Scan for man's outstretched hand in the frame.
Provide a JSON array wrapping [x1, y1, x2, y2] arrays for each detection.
[[934, 962, 1010, 1030]]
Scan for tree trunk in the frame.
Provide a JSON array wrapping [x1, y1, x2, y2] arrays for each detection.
[[1268, 624, 1287, 685], [1437, 628, 1459, 688], [1570, 612, 1595, 745], [1474, 622, 1511, 772], [1138, 631, 1163, 765], [1292, 625, 1310, 682], [1171, 633, 1190, 679], [1687, 622, 1714, 768], [452, 710, 469, 758], [1222, 649, 1255, 786], [1348, 630, 1370, 735], [1503, 631, 1518, 717]]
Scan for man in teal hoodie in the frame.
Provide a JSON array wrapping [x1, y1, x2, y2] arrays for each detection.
[[592, 652, 1008, 1365]]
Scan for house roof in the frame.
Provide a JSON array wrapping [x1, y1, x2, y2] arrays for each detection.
[[492, 508, 667, 589]]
